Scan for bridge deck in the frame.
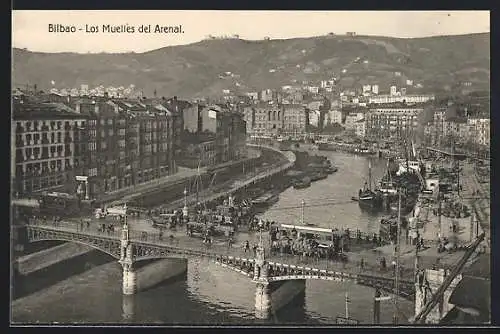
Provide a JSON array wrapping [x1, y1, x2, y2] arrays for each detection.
[[25, 221, 421, 284]]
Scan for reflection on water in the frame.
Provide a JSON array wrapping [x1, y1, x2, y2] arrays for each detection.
[[12, 152, 413, 325]]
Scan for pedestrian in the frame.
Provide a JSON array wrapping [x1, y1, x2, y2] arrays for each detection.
[[86, 220, 90, 230], [80, 221, 84, 231], [244, 240, 250, 253], [360, 258, 364, 270]]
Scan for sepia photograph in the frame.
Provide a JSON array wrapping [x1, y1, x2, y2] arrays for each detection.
[[10, 10, 490, 326]]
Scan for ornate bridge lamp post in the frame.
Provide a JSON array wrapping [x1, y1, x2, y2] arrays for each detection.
[[119, 203, 137, 295]]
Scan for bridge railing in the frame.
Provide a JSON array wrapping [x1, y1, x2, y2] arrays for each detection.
[[26, 219, 123, 240], [24, 220, 415, 285], [265, 251, 415, 282]]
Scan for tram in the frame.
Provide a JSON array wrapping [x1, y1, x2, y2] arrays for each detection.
[[38, 192, 81, 216], [278, 224, 344, 246]]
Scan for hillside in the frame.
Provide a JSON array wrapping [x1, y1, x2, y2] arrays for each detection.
[[12, 33, 490, 99]]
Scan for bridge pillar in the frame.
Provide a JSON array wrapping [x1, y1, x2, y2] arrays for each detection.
[[119, 221, 137, 295], [253, 233, 271, 319], [122, 294, 135, 321], [255, 281, 271, 319], [122, 262, 137, 295], [414, 268, 462, 324]]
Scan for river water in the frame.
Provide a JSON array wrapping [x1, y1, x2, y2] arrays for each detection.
[[12, 151, 414, 325]]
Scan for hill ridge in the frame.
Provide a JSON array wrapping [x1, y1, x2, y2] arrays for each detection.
[[12, 33, 490, 98]]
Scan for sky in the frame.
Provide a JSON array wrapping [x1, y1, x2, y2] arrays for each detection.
[[12, 10, 490, 53]]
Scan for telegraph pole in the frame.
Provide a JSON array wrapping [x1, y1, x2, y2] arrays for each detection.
[[438, 193, 442, 241]]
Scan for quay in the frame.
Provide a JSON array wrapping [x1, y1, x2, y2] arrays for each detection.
[[102, 146, 263, 208], [125, 144, 296, 214], [12, 143, 490, 323]]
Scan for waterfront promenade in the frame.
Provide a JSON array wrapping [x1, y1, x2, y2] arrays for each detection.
[[127, 146, 296, 213], [101, 148, 263, 207]]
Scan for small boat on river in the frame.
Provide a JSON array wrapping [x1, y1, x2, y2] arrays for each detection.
[[293, 177, 311, 189], [252, 191, 280, 208], [326, 166, 338, 174], [310, 171, 328, 182], [358, 160, 382, 210]]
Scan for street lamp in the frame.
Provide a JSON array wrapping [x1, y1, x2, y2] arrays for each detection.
[[183, 188, 189, 218]]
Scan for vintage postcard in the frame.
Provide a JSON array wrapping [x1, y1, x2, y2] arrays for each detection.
[[11, 10, 490, 326]]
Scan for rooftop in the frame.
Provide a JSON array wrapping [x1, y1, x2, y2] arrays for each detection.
[[13, 98, 84, 121]]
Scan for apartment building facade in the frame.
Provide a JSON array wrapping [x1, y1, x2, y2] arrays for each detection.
[[13, 98, 87, 197], [365, 107, 423, 139]]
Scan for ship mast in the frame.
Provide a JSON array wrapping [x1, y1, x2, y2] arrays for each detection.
[[368, 160, 372, 192], [196, 160, 201, 205], [393, 188, 402, 324]]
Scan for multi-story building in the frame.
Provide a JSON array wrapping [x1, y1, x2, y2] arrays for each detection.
[[13, 97, 87, 197], [368, 94, 434, 105], [325, 109, 343, 125], [344, 112, 365, 131], [74, 98, 175, 200], [163, 97, 185, 165], [309, 110, 321, 128], [185, 104, 247, 166], [182, 102, 203, 133], [283, 104, 308, 134], [355, 118, 366, 138], [243, 103, 284, 135], [468, 118, 490, 147], [371, 85, 379, 95], [365, 107, 423, 139], [260, 89, 273, 102], [181, 132, 217, 168], [390, 86, 398, 96], [246, 92, 259, 101]]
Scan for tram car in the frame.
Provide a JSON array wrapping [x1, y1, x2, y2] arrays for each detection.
[[38, 192, 81, 216], [186, 221, 214, 237], [151, 213, 179, 229]]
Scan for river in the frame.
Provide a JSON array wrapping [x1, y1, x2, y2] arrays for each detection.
[[11, 151, 414, 325]]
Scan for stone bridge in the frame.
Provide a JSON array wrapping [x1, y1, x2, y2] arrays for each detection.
[[24, 222, 415, 319]]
